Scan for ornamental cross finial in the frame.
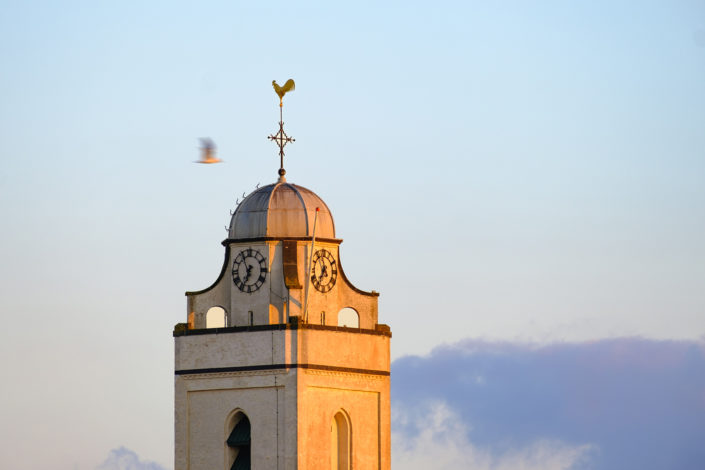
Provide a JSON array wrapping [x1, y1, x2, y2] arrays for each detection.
[[268, 79, 296, 181]]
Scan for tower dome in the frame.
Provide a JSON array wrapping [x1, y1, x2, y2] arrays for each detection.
[[228, 181, 336, 239]]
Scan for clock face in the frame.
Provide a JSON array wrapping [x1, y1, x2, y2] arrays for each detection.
[[311, 249, 337, 293], [232, 248, 268, 293]]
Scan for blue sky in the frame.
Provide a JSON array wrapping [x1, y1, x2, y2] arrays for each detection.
[[1, 1, 704, 469]]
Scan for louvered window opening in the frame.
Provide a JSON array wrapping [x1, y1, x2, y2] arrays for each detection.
[[227, 417, 251, 470]]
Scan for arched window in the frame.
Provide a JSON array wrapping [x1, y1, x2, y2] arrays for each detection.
[[337, 307, 359, 328], [331, 411, 351, 470], [206, 306, 226, 328], [227, 413, 251, 470]]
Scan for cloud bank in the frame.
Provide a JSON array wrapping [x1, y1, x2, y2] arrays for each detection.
[[392, 337, 705, 470], [393, 401, 595, 470], [96, 447, 167, 470]]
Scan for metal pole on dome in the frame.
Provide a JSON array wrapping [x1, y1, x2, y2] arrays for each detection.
[[268, 79, 295, 183], [303, 207, 320, 324]]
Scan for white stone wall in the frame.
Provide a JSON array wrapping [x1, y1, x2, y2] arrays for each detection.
[[175, 329, 298, 470], [175, 371, 295, 470], [175, 329, 294, 371]]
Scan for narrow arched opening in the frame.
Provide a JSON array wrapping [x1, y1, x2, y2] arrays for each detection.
[[331, 410, 351, 470], [226, 412, 251, 470], [206, 306, 227, 328], [337, 307, 359, 328]]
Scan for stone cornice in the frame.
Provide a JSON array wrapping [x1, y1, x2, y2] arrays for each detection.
[[175, 363, 390, 377], [173, 322, 392, 338]]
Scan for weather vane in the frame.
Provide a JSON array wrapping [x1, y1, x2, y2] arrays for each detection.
[[268, 79, 295, 181]]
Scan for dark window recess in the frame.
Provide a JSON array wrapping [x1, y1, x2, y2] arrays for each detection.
[[232, 447, 250, 470], [227, 416, 251, 470], [283, 241, 302, 289]]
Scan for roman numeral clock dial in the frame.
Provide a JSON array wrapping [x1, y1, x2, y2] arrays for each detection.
[[232, 248, 268, 293], [311, 249, 337, 293]]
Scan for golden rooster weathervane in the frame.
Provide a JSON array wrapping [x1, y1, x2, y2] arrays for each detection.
[[268, 79, 295, 181]]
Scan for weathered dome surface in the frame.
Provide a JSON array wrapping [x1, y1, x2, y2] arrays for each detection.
[[229, 182, 336, 239]]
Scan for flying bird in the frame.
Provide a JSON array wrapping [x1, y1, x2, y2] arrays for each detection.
[[272, 79, 295, 106], [195, 138, 222, 164]]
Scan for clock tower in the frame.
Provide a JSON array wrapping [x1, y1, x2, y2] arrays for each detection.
[[173, 90, 391, 470]]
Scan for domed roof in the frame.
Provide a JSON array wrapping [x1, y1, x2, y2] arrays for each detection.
[[229, 182, 336, 240]]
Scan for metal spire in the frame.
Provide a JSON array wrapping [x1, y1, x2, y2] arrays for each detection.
[[268, 79, 295, 182]]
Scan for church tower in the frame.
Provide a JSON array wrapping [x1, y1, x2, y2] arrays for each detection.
[[173, 86, 391, 470]]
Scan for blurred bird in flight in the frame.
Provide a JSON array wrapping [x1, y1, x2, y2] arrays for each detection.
[[272, 79, 295, 106], [196, 138, 222, 164]]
